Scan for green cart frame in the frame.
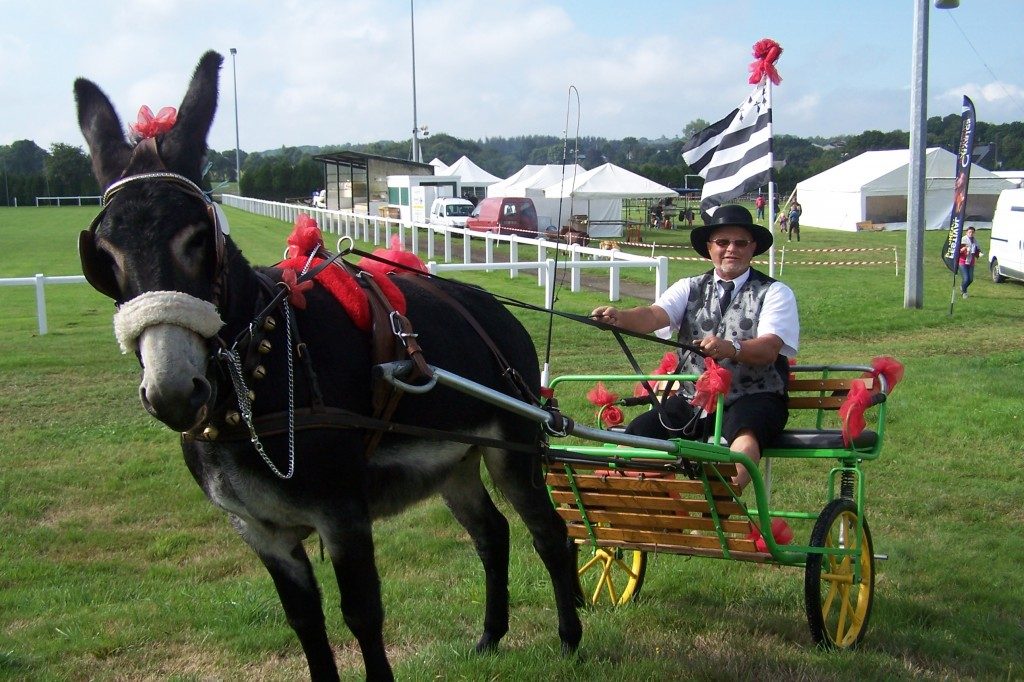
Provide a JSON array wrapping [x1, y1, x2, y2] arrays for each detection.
[[544, 364, 889, 650]]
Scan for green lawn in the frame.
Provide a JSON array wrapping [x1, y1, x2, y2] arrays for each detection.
[[1, 205, 1022, 680]]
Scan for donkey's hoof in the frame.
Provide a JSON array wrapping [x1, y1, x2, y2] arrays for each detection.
[[475, 633, 501, 653]]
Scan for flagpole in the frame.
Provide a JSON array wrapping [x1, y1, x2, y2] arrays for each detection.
[[766, 77, 776, 278]]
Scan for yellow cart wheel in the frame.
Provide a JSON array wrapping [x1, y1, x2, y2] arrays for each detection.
[[574, 544, 647, 606], [804, 498, 875, 649]]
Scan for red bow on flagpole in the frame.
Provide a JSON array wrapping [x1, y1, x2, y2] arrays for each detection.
[[748, 38, 783, 85]]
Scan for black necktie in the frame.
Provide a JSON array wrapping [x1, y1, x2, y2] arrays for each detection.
[[719, 280, 734, 316]]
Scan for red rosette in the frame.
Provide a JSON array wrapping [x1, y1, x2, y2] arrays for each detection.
[[600, 405, 624, 428]]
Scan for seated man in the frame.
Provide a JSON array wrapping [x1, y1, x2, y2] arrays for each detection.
[[591, 204, 799, 490]]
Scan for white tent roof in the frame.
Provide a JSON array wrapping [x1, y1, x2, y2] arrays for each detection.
[[486, 165, 545, 196], [543, 163, 677, 199], [429, 158, 449, 175], [520, 164, 588, 191], [445, 156, 501, 185], [796, 148, 1013, 230]]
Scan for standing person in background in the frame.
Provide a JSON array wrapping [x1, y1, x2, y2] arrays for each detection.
[[788, 201, 802, 242], [755, 194, 766, 221], [959, 226, 983, 299]]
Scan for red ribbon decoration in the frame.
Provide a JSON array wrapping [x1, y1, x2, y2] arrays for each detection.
[[869, 356, 904, 392], [838, 380, 873, 447], [689, 357, 732, 414], [633, 351, 679, 398], [586, 382, 623, 428], [748, 39, 783, 86], [129, 105, 177, 140], [747, 518, 794, 552]]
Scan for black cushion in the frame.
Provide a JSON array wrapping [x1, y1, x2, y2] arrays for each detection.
[[769, 428, 877, 451]]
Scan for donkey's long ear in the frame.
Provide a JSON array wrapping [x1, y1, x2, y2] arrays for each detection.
[[74, 79, 132, 189], [161, 51, 223, 179]]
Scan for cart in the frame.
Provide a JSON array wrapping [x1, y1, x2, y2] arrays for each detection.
[[379, 360, 893, 650], [543, 364, 891, 650]]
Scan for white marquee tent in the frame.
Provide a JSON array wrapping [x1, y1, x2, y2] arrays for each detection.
[[428, 158, 449, 175], [444, 156, 501, 199], [542, 163, 677, 237], [487, 164, 598, 230], [796, 148, 1013, 231]]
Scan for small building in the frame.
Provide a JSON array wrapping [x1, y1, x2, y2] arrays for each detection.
[[313, 151, 433, 213]]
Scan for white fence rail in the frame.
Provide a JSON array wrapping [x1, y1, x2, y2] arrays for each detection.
[[34, 195, 102, 207], [0, 274, 87, 334], [221, 194, 668, 303]]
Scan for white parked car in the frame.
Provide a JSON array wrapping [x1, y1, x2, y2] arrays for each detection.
[[428, 197, 474, 228]]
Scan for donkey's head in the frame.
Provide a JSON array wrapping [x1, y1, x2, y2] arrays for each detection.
[[76, 51, 228, 432]]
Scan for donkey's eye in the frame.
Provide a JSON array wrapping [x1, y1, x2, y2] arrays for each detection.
[[185, 231, 207, 253]]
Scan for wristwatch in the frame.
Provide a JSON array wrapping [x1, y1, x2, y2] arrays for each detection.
[[730, 339, 742, 358]]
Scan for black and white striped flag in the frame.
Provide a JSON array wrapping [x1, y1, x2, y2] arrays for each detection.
[[682, 82, 772, 215]]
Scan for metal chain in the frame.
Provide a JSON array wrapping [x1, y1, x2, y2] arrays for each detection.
[[220, 303, 297, 479]]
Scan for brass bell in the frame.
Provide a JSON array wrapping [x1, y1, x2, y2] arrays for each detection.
[[202, 425, 219, 440], [263, 316, 277, 332], [225, 411, 241, 426], [257, 339, 272, 354], [246, 390, 256, 402], [252, 365, 267, 380]]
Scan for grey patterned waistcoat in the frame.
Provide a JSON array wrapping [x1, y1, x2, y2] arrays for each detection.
[[676, 269, 789, 405]]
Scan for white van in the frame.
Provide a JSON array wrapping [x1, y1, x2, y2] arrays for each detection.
[[428, 197, 474, 228], [989, 188, 1024, 284]]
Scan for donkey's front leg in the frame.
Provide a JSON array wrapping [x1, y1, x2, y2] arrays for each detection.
[[242, 522, 340, 682], [321, 508, 393, 682]]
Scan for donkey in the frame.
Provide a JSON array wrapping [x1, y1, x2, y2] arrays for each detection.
[[74, 51, 582, 681]]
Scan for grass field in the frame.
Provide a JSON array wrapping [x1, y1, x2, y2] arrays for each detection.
[[1, 205, 1023, 680]]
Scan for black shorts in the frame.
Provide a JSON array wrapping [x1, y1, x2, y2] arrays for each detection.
[[624, 392, 789, 451]]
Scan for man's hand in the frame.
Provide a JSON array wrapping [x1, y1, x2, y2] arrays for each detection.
[[590, 306, 619, 326], [698, 334, 737, 361]]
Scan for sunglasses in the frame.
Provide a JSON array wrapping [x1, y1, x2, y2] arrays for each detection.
[[708, 238, 753, 249]]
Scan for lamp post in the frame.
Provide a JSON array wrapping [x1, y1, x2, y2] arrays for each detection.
[[906, 0, 960, 308], [409, 0, 421, 164], [230, 48, 242, 194]]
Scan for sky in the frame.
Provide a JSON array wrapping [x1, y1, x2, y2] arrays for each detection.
[[3, 0, 1023, 158]]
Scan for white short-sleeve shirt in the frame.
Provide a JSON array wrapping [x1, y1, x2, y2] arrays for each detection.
[[654, 268, 800, 357]]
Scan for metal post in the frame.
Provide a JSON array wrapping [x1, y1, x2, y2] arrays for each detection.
[[905, 0, 928, 308], [230, 48, 242, 195], [409, 0, 421, 164]]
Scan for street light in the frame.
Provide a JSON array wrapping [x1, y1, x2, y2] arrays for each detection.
[[409, 0, 422, 164], [230, 48, 242, 195], [905, 0, 958, 308]]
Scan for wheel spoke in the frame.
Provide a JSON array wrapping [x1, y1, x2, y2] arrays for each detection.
[[613, 555, 641, 581]]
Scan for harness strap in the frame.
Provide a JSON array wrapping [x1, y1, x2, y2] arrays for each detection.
[[184, 406, 540, 455], [399, 274, 539, 405]]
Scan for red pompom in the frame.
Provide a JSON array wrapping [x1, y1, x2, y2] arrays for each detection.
[[359, 235, 427, 275], [747, 518, 794, 552], [586, 381, 618, 407], [689, 357, 732, 414], [287, 214, 324, 259], [870, 356, 904, 392], [838, 380, 873, 447]]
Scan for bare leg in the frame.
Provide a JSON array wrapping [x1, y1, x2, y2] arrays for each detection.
[[729, 429, 762, 491]]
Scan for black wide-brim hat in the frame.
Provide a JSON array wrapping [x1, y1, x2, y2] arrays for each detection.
[[691, 204, 773, 258]]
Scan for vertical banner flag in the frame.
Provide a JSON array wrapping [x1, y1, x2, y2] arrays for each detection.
[[682, 39, 781, 217], [941, 96, 977, 273]]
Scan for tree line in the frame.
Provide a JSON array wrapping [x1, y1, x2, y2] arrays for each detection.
[[3, 113, 1021, 207]]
